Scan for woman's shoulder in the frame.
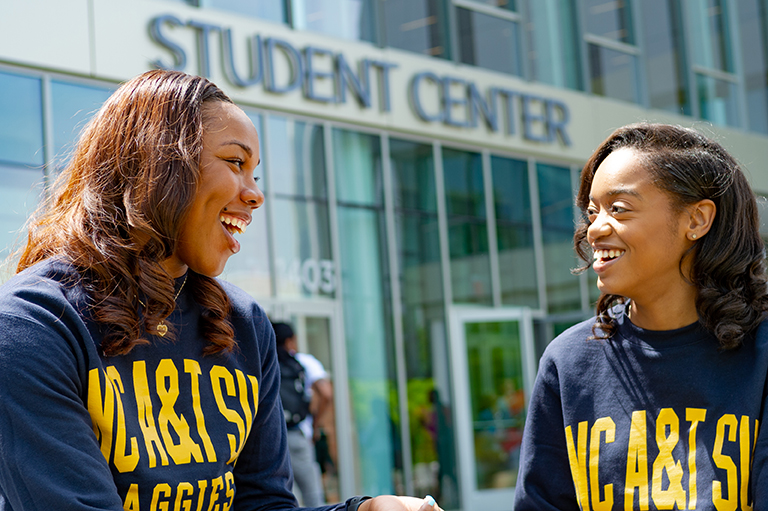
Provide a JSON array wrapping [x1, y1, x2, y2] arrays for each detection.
[[0, 258, 81, 309], [540, 316, 605, 365]]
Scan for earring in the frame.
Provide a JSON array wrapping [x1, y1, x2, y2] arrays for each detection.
[[691, 233, 697, 240]]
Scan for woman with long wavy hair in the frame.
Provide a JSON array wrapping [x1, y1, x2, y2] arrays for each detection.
[[514, 123, 768, 510], [0, 70, 440, 511]]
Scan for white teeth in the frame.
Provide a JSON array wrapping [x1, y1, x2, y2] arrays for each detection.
[[593, 249, 625, 260], [219, 215, 248, 234]]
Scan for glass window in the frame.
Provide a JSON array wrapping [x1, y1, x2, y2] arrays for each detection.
[[457, 7, 522, 76], [737, 0, 768, 134], [525, 0, 582, 90], [492, 156, 538, 308], [267, 117, 327, 199], [0, 165, 44, 266], [333, 129, 382, 206], [640, 0, 690, 115], [588, 43, 641, 103], [334, 129, 398, 496], [442, 148, 492, 305], [696, 74, 740, 127], [50, 81, 114, 167], [266, 116, 333, 298], [390, 138, 458, 509], [0, 72, 43, 167], [537, 163, 580, 313], [381, 0, 450, 58], [583, 0, 634, 43], [687, 0, 733, 72], [292, 0, 376, 42], [460, 0, 516, 10], [220, 112, 272, 297], [203, 0, 286, 23]]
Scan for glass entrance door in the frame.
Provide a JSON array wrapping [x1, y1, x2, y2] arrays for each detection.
[[264, 300, 352, 505], [448, 307, 536, 511]]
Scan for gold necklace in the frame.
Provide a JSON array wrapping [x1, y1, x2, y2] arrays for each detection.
[[138, 274, 187, 337]]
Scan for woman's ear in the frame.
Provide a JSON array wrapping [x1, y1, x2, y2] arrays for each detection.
[[686, 199, 716, 240]]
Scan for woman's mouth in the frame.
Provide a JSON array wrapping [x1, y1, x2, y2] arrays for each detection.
[[220, 215, 248, 236], [593, 249, 625, 263]]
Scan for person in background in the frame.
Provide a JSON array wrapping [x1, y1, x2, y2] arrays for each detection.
[[0, 69, 441, 511], [272, 321, 328, 507], [514, 123, 768, 509]]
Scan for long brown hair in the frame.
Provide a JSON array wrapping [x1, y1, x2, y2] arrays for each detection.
[[574, 123, 768, 349], [18, 70, 237, 356]]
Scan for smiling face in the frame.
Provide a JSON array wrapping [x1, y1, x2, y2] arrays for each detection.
[[587, 148, 695, 309], [163, 101, 264, 278]]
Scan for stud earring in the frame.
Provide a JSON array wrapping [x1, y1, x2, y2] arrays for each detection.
[[691, 233, 697, 240]]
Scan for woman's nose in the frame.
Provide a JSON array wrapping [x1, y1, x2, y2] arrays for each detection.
[[242, 180, 265, 209], [587, 211, 611, 241]]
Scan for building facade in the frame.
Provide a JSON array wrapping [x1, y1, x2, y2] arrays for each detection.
[[2, 1, 768, 509]]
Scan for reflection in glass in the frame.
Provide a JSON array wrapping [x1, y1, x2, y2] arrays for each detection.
[[333, 129, 382, 206], [51, 81, 114, 167], [492, 156, 538, 308], [0, 72, 43, 167], [588, 44, 641, 104], [267, 117, 327, 198], [583, 0, 634, 43], [272, 198, 333, 298], [537, 163, 580, 313], [443, 148, 492, 305], [390, 138, 458, 508], [687, 0, 733, 72], [525, 0, 582, 90], [697, 74, 739, 127], [381, 0, 450, 59], [204, 0, 286, 23], [0, 166, 43, 263], [640, 0, 690, 115], [292, 0, 376, 42], [337, 205, 398, 495], [457, 7, 521, 76], [466, 321, 526, 490], [738, 0, 768, 134]]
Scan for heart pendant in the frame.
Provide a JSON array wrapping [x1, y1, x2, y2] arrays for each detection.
[[156, 322, 168, 337]]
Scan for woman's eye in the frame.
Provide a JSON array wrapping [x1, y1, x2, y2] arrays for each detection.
[[611, 204, 627, 214], [227, 159, 243, 168]]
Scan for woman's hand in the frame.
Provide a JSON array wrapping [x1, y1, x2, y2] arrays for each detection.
[[359, 495, 442, 511]]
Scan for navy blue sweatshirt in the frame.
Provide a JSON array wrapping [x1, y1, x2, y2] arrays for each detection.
[[0, 259, 355, 511], [514, 306, 768, 510]]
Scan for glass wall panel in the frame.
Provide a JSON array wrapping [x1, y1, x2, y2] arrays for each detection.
[[525, 0, 582, 90], [442, 148, 492, 305], [588, 44, 641, 103], [203, 0, 286, 23], [738, 0, 768, 134], [537, 163, 580, 312], [687, 0, 733, 72], [583, 0, 634, 43], [334, 129, 398, 495], [640, 0, 691, 115], [381, 0, 450, 58], [696, 74, 740, 127], [0, 165, 44, 266], [220, 113, 272, 298], [50, 81, 114, 167], [0, 72, 43, 167], [491, 156, 538, 308], [461, 0, 516, 10], [267, 116, 333, 298], [292, 0, 376, 42], [390, 138, 458, 508], [457, 7, 522, 76]]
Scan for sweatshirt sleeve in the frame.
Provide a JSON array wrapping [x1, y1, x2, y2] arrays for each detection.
[[513, 351, 580, 511], [0, 311, 124, 510]]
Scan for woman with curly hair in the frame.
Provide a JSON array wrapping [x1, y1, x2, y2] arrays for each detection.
[[0, 70, 439, 511], [514, 123, 768, 510]]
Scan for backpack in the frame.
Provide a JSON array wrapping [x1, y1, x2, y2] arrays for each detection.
[[278, 348, 311, 427]]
